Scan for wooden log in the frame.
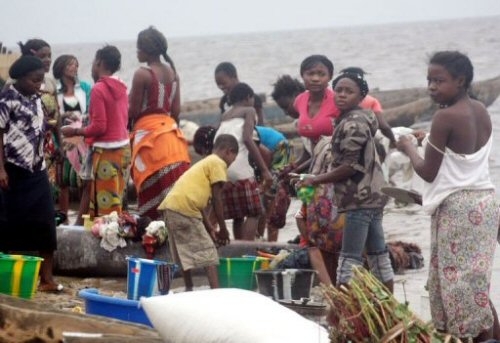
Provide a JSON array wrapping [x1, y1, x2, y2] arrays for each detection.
[[0, 293, 162, 343]]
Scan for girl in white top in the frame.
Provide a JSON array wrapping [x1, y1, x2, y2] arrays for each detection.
[[397, 51, 499, 342], [215, 83, 272, 240]]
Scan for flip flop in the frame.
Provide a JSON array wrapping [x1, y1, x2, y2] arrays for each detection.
[[382, 186, 422, 205], [38, 283, 64, 293]]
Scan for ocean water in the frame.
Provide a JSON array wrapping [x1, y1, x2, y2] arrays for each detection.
[[50, 15, 500, 185]]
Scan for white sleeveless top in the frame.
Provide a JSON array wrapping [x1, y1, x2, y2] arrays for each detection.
[[423, 135, 495, 214], [215, 117, 254, 181]]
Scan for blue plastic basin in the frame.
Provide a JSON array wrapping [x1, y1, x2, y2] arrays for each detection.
[[78, 288, 152, 327]]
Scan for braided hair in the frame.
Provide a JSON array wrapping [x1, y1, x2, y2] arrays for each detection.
[[331, 69, 369, 98], [193, 126, 217, 156], [137, 26, 176, 71]]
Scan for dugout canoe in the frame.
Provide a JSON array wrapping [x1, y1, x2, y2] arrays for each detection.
[[53, 226, 298, 277], [181, 74, 500, 130]]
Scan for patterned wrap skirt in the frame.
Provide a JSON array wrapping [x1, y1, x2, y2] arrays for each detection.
[[428, 188, 499, 338], [89, 145, 131, 218]]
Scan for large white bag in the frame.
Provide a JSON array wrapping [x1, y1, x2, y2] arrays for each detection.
[[140, 288, 329, 343]]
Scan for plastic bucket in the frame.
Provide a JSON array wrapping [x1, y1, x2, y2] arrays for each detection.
[[217, 257, 266, 290], [126, 257, 174, 300], [0, 254, 43, 299], [255, 269, 317, 300]]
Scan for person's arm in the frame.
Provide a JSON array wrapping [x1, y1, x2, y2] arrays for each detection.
[[170, 73, 181, 123], [396, 110, 448, 182], [375, 111, 396, 147], [300, 121, 365, 187], [128, 68, 148, 125], [0, 130, 7, 189], [243, 109, 272, 187], [253, 95, 265, 126], [61, 88, 107, 138], [211, 181, 230, 246], [201, 207, 217, 242], [300, 164, 356, 187]]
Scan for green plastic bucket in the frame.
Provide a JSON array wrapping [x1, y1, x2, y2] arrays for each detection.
[[0, 254, 43, 299], [217, 257, 266, 290]]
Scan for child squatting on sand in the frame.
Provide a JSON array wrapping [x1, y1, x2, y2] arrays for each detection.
[[158, 134, 238, 291]]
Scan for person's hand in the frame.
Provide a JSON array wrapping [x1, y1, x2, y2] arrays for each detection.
[[61, 111, 81, 124], [261, 170, 273, 192], [0, 168, 8, 190], [60, 125, 77, 137], [396, 135, 416, 155], [296, 174, 315, 189], [412, 130, 427, 145], [278, 163, 296, 179], [215, 228, 230, 247]]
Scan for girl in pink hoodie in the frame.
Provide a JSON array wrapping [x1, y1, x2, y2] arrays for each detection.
[[61, 45, 130, 221]]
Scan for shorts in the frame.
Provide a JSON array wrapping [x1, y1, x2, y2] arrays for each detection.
[[163, 209, 219, 271], [222, 178, 262, 219]]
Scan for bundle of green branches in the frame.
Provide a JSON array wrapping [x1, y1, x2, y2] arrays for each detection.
[[321, 266, 461, 343]]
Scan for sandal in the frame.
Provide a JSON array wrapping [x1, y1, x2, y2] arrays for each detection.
[[38, 283, 64, 293]]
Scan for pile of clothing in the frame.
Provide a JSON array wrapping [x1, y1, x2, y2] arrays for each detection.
[[90, 211, 167, 258]]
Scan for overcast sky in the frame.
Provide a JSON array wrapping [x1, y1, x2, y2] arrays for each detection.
[[1, 0, 499, 47]]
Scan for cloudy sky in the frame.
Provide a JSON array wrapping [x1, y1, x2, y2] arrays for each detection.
[[1, 0, 499, 46]]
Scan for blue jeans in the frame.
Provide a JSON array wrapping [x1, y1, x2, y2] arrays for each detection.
[[337, 208, 394, 285]]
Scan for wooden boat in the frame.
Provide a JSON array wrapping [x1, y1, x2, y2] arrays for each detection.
[[383, 74, 500, 127], [54, 226, 297, 277], [181, 74, 500, 130]]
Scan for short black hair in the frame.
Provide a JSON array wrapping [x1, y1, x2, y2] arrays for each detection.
[[228, 82, 254, 104], [95, 45, 121, 73], [18, 39, 50, 56], [429, 51, 474, 89], [300, 55, 334, 78], [213, 134, 239, 153], [215, 62, 238, 78], [271, 75, 305, 102], [9, 55, 44, 79]]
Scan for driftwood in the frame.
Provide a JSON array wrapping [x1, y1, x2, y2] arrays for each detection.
[[0, 293, 162, 343]]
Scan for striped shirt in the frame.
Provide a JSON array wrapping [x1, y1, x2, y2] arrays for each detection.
[[0, 85, 46, 172]]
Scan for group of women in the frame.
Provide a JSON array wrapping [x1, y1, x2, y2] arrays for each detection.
[[0, 27, 190, 292], [0, 25, 499, 341]]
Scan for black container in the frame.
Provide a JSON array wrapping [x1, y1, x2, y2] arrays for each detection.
[[254, 269, 316, 300]]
